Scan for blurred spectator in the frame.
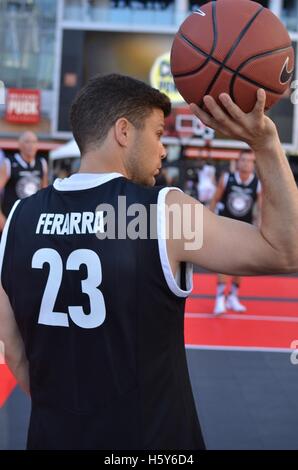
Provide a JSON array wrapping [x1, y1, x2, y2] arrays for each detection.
[[0, 131, 48, 232], [197, 160, 216, 206], [209, 151, 262, 315]]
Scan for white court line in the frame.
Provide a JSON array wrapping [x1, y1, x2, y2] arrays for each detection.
[[185, 344, 295, 353], [185, 312, 298, 323]]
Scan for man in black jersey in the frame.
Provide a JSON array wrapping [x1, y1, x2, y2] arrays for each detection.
[[209, 151, 262, 315], [0, 74, 298, 450], [0, 131, 48, 231]]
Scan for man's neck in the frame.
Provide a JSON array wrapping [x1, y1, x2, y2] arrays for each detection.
[[238, 171, 251, 183], [20, 153, 34, 164], [78, 151, 128, 177], [77, 165, 125, 176]]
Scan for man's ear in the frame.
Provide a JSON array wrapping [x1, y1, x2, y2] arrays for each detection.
[[114, 117, 131, 147]]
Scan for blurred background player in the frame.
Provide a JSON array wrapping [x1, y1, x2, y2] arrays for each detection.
[[209, 151, 262, 315], [197, 159, 216, 206], [0, 131, 48, 232]]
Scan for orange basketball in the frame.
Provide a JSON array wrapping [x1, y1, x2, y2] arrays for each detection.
[[170, 0, 294, 112]]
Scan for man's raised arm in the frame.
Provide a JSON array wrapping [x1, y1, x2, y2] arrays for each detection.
[[167, 89, 298, 276]]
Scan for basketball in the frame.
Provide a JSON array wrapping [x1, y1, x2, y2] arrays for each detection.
[[170, 0, 294, 112]]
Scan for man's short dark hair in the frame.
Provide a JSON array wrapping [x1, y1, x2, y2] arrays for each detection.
[[70, 74, 172, 154]]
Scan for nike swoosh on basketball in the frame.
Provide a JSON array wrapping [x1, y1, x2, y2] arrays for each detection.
[[280, 57, 294, 84], [193, 9, 206, 17]]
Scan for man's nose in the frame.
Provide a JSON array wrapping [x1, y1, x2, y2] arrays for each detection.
[[161, 144, 167, 160]]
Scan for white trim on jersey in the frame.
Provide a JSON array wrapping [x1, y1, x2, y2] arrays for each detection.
[[0, 200, 21, 279], [53, 172, 124, 191], [40, 157, 48, 175], [157, 187, 193, 298], [4, 158, 11, 179], [234, 171, 255, 186], [224, 171, 261, 193], [14, 153, 36, 169], [222, 172, 229, 189]]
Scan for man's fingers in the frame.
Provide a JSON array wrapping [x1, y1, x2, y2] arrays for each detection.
[[203, 95, 230, 125], [202, 95, 244, 136], [253, 89, 266, 116], [190, 89, 266, 138], [218, 93, 245, 121], [189, 103, 219, 130]]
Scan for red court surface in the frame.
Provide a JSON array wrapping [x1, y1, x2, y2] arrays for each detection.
[[192, 273, 298, 298], [0, 365, 16, 407], [185, 274, 298, 349], [1, 273, 298, 408]]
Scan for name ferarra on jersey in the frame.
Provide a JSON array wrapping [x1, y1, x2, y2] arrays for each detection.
[[36, 211, 105, 235]]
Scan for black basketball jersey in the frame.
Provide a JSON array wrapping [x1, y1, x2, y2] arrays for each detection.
[[219, 172, 259, 223], [1, 174, 205, 450], [2, 153, 46, 217]]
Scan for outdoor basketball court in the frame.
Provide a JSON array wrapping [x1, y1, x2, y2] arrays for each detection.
[[1, 272, 298, 449]]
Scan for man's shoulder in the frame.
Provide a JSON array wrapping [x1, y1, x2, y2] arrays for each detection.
[[122, 179, 165, 202]]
